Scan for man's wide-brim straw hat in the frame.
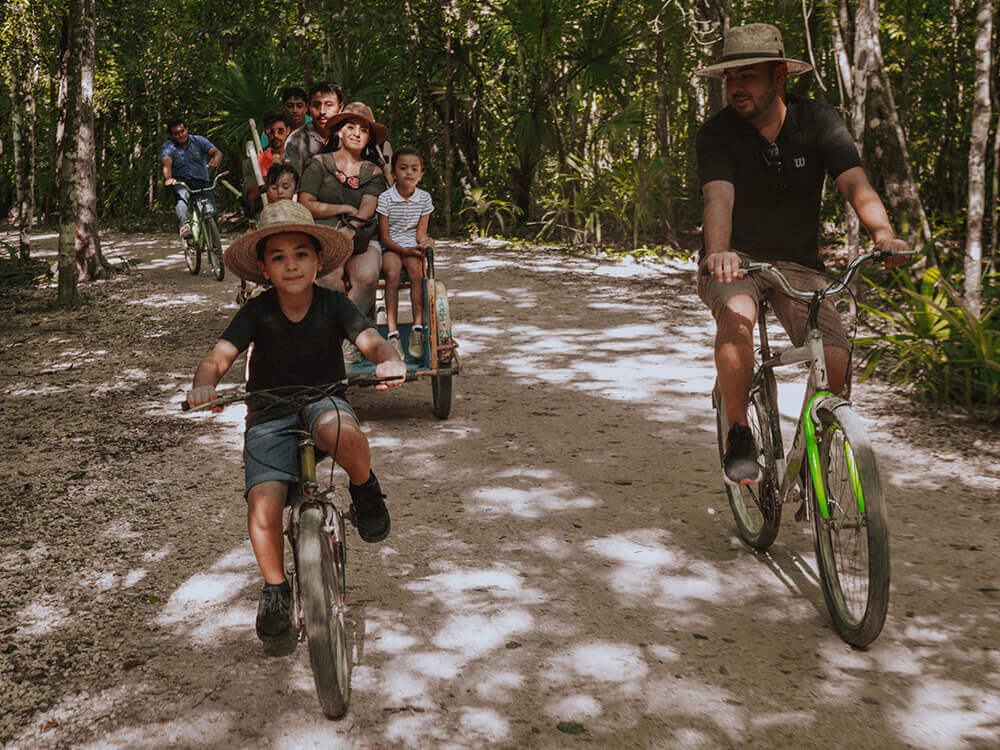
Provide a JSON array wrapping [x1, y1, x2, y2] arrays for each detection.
[[695, 23, 813, 78], [223, 200, 352, 284], [327, 102, 388, 146]]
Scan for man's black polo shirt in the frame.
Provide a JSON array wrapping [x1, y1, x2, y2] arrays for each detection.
[[696, 93, 861, 271]]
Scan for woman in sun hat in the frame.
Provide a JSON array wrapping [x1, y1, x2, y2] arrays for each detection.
[[298, 102, 390, 362]]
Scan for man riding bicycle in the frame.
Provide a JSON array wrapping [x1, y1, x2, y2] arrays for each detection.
[[161, 118, 223, 243], [695, 23, 909, 487]]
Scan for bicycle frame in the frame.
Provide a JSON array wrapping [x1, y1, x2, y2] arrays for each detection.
[[753, 305, 849, 519]]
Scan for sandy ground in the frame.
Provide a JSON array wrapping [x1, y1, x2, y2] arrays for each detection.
[[1, 230, 999, 749]]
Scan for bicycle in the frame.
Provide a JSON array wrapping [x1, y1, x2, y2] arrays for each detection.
[[709, 249, 909, 647], [174, 172, 230, 281], [183, 382, 363, 717]]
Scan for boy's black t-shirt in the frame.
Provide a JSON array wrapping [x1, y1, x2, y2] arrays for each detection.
[[696, 93, 862, 270], [221, 285, 374, 428]]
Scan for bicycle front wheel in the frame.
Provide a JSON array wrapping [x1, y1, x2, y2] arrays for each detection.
[[298, 505, 351, 718], [183, 228, 200, 275], [808, 405, 889, 647], [715, 375, 782, 550], [205, 217, 225, 281]]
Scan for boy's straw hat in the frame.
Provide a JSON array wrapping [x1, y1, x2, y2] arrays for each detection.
[[695, 23, 812, 78], [327, 102, 388, 146], [223, 200, 352, 284]]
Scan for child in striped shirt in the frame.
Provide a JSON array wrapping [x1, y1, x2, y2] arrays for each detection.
[[376, 147, 434, 359]]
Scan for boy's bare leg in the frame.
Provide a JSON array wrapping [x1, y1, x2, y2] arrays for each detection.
[[382, 251, 402, 331], [247, 481, 288, 584], [403, 255, 424, 327], [313, 411, 371, 485], [345, 243, 381, 316]]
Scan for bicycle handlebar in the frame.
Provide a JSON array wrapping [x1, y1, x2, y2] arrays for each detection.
[[180, 370, 442, 412], [172, 171, 231, 193], [699, 249, 915, 301]]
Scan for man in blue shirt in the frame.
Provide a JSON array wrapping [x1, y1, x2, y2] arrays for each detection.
[[160, 118, 223, 242]]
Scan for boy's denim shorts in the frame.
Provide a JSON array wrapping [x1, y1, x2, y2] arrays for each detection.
[[243, 396, 358, 496]]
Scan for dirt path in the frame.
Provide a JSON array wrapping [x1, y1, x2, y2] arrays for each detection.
[[2, 231, 999, 749]]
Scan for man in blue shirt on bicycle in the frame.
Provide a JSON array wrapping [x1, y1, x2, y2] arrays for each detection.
[[695, 24, 909, 487], [161, 118, 223, 243]]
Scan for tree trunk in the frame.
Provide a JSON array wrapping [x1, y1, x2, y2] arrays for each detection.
[[74, 0, 107, 281], [846, 0, 878, 262], [654, 30, 679, 246], [444, 28, 453, 237], [11, 59, 38, 262], [296, 0, 313, 88], [57, 6, 81, 308], [964, 0, 992, 317]]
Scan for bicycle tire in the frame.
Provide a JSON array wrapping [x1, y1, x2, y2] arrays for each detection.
[[183, 230, 201, 275], [298, 505, 351, 718], [205, 217, 225, 281], [431, 375, 452, 419], [714, 374, 782, 550], [808, 404, 889, 647]]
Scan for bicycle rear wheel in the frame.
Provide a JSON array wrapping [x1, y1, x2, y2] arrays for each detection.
[[714, 374, 782, 550], [808, 405, 889, 647], [205, 217, 225, 281], [298, 505, 350, 718]]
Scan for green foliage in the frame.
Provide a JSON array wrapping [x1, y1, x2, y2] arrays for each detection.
[[859, 267, 1000, 420], [460, 188, 523, 238]]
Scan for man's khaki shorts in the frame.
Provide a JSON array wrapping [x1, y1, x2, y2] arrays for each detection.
[[698, 256, 851, 351]]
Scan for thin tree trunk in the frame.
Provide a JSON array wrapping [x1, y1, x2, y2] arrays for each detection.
[[823, 0, 853, 104], [964, 0, 992, 317], [847, 0, 877, 262], [654, 30, 679, 246], [444, 27, 453, 237], [11, 60, 38, 262], [57, 6, 81, 308], [296, 0, 313, 88], [991, 81, 1000, 260], [75, 0, 107, 281]]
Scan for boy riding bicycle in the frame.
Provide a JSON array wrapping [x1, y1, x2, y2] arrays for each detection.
[[186, 200, 406, 643]]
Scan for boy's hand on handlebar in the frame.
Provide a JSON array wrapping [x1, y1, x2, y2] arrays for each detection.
[[374, 360, 407, 391], [187, 386, 222, 412], [877, 238, 912, 270], [165, 177, 177, 186], [704, 251, 745, 283]]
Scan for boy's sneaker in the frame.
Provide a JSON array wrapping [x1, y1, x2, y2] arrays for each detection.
[[349, 471, 390, 543], [723, 424, 763, 487], [342, 339, 363, 364], [388, 334, 405, 360], [255, 583, 291, 641], [408, 327, 425, 359]]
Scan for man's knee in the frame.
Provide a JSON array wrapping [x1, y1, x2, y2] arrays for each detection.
[[716, 302, 756, 347]]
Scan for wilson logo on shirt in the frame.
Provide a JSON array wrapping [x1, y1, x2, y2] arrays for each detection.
[[793, 156, 806, 168]]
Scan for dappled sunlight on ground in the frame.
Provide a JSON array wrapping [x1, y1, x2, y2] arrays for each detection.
[[4, 236, 1000, 748]]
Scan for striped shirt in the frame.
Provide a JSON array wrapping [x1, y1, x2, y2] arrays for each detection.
[[376, 186, 434, 247]]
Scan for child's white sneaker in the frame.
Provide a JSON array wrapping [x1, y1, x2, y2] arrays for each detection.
[[408, 327, 425, 359], [388, 334, 404, 360]]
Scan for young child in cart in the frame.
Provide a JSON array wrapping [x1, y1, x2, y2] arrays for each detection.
[[376, 147, 434, 360], [185, 200, 406, 643]]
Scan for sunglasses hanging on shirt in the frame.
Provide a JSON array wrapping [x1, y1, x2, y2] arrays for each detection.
[[762, 141, 788, 192]]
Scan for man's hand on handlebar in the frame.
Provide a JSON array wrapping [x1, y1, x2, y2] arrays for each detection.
[[704, 251, 745, 283], [876, 238, 912, 270], [187, 385, 222, 412], [374, 360, 407, 391], [165, 177, 177, 187]]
